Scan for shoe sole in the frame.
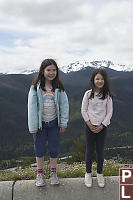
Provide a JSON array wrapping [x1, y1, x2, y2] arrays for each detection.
[[85, 185, 92, 188], [98, 184, 105, 188], [85, 183, 92, 188], [50, 182, 60, 185], [35, 183, 45, 187]]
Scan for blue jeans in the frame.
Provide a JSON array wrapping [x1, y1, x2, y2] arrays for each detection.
[[85, 125, 107, 174], [33, 118, 60, 158]]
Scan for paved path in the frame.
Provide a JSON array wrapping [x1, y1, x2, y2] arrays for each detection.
[[0, 177, 119, 200], [0, 181, 13, 200]]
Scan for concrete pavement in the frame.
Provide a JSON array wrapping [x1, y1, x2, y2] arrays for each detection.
[[0, 181, 13, 200], [1, 177, 119, 200]]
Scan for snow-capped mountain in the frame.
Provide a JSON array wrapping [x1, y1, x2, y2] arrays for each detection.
[[0, 69, 38, 75], [60, 60, 133, 73], [17, 69, 38, 74], [0, 60, 133, 75]]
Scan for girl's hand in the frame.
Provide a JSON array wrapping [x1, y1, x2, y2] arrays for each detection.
[[86, 120, 93, 129], [86, 121, 103, 133], [86, 121, 97, 132], [92, 125, 103, 134], [60, 127, 66, 133]]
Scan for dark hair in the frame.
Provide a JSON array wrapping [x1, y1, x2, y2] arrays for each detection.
[[32, 58, 64, 91], [89, 68, 113, 100]]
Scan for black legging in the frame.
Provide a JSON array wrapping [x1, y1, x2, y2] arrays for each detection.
[[85, 125, 107, 174]]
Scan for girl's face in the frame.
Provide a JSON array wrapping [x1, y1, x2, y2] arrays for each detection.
[[94, 73, 104, 91], [43, 65, 57, 82]]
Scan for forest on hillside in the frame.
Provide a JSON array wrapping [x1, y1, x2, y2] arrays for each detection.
[[0, 68, 133, 169]]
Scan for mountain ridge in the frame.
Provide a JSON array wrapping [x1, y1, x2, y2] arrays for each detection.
[[60, 60, 133, 73], [0, 60, 133, 75], [0, 67, 133, 163]]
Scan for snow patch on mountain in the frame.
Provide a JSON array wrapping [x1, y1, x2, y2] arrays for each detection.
[[0, 60, 133, 75], [60, 60, 133, 73], [0, 69, 38, 75]]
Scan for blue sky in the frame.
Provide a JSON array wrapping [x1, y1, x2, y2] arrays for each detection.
[[0, 0, 133, 73]]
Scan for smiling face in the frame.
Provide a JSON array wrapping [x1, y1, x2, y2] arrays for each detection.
[[94, 73, 104, 91], [43, 64, 57, 82]]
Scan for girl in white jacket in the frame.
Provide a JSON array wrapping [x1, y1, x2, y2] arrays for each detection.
[[81, 68, 113, 188]]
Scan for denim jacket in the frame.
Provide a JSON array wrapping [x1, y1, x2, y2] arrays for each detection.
[[28, 83, 69, 133]]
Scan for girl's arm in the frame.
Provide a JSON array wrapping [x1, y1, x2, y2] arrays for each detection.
[[59, 91, 69, 128], [81, 91, 90, 122], [102, 96, 113, 127], [28, 85, 39, 133]]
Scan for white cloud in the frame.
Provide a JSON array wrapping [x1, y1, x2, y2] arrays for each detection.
[[0, 0, 133, 73], [0, 0, 83, 25]]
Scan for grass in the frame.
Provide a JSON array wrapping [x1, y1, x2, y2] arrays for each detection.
[[0, 160, 130, 181]]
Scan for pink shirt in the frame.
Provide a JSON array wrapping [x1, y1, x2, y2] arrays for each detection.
[[81, 90, 113, 127]]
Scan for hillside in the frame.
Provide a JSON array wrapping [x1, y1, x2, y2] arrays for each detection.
[[0, 67, 133, 164]]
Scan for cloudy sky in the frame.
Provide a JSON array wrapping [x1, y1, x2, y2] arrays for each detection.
[[0, 0, 133, 73]]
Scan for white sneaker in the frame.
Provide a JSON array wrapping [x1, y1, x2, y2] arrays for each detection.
[[35, 174, 45, 187], [85, 173, 92, 187], [97, 173, 105, 188], [50, 172, 59, 185]]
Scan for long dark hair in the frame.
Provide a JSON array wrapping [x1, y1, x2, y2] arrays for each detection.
[[32, 58, 64, 91], [89, 68, 113, 100]]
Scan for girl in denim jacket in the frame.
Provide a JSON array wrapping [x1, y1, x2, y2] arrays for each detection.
[[28, 59, 69, 186]]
